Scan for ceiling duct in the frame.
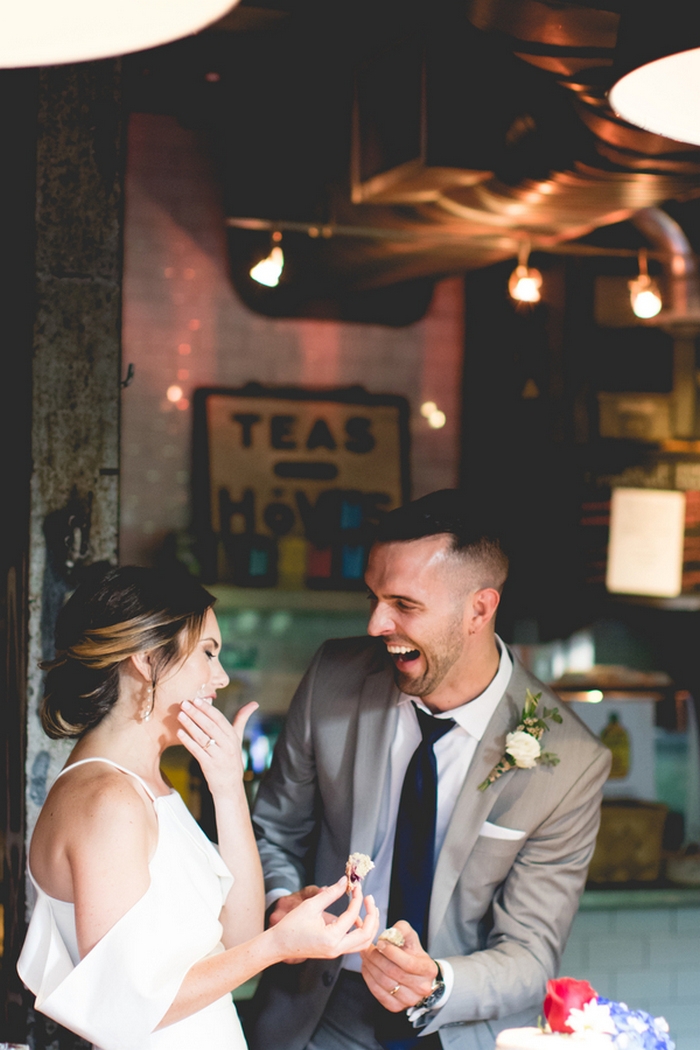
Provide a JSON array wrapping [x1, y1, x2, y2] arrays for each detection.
[[632, 207, 700, 330], [148, 0, 700, 302]]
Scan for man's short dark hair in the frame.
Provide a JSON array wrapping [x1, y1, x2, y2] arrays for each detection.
[[375, 489, 509, 590]]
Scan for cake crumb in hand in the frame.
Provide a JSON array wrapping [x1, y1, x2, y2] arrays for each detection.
[[345, 852, 375, 894], [378, 927, 405, 947]]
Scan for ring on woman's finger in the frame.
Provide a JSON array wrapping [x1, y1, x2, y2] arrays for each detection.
[[204, 736, 216, 749], [389, 985, 400, 996]]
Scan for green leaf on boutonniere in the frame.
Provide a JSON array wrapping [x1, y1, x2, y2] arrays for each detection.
[[477, 688, 562, 791]]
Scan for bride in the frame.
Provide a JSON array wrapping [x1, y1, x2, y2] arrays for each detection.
[[18, 566, 378, 1050]]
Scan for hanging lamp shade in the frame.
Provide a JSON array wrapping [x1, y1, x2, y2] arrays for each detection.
[[0, 0, 239, 68], [609, 3, 700, 146]]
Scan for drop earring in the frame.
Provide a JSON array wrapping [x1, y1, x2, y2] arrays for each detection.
[[141, 683, 154, 723]]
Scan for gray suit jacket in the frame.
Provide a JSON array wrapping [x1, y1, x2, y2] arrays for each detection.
[[249, 637, 611, 1050]]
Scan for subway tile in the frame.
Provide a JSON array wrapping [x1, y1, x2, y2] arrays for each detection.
[[616, 970, 673, 1004], [661, 1003, 700, 1036], [560, 941, 588, 974], [571, 911, 617, 936], [675, 969, 700, 1003], [577, 972, 617, 999], [674, 908, 700, 933], [650, 935, 700, 970], [587, 936, 647, 971], [674, 1038, 700, 1050], [615, 909, 673, 935]]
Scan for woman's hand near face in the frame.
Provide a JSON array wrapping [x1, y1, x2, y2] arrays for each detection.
[[176, 698, 258, 801], [177, 698, 264, 947]]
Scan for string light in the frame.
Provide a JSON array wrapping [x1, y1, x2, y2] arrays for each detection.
[[508, 242, 542, 304], [629, 248, 662, 319], [420, 401, 447, 429], [250, 231, 284, 288]]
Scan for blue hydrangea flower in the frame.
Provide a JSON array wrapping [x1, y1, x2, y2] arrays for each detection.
[[596, 998, 675, 1050]]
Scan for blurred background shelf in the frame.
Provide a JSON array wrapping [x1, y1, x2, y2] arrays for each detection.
[[210, 585, 370, 613]]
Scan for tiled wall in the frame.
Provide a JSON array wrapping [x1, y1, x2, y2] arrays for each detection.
[[121, 113, 464, 566], [561, 907, 700, 1050]]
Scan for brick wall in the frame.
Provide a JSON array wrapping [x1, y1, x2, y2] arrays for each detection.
[[121, 113, 463, 566]]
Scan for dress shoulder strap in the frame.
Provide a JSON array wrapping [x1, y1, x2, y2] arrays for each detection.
[[54, 757, 158, 802]]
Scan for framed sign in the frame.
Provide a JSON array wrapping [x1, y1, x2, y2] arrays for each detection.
[[193, 383, 410, 588]]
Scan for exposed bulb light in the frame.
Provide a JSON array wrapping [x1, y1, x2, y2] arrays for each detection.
[[629, 249, 662, 319], [0, 0, 239, 68], [508, 242, 542, 304], [420, 401, 437, 418], [250, 234, 284, 288]]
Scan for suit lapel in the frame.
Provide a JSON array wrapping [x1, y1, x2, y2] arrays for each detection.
[[350, 665, 401, 855], [428, 664, 527, 942]]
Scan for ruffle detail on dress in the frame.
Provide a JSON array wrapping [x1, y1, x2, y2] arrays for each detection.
[[18, 793, 234, 1050]]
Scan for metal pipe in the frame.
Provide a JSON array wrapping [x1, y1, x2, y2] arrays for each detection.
[[632, 206, 700, 321]]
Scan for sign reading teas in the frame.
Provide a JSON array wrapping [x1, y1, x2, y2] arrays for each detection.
[[193, 386, 409, 588]]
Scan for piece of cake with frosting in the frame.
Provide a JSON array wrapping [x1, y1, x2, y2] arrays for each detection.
[[345, 852, 375, 894], [496, 978, 674, 1050]]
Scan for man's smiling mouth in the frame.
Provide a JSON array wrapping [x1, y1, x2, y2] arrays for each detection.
[[386, 644, 421, 666]]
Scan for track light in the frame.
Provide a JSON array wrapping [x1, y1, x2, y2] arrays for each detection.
[[249, 232, 284, 288], [629, 249, 662, 319], [508, 243, 542, 304]]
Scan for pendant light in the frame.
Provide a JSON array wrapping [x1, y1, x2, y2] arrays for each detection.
[[508, 242, 542, 304], [629, 249, 662, 319], [609, 2, 700, 146], [250, 232, 284, 288], [0, 0, 239, 69]]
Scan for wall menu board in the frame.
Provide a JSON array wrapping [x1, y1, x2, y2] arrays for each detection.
[[193, 384, 410, 588]]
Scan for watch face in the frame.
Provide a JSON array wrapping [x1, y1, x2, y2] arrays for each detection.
[[418, 979, 445, 1011]]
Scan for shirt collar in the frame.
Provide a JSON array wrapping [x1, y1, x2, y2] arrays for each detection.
[[406, 636, 513, 740]]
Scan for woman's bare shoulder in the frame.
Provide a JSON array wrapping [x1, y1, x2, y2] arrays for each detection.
[[31, 762, 155, 893]]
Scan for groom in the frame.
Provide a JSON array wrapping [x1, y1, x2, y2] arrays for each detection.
[[248, 489, 610, 1050]]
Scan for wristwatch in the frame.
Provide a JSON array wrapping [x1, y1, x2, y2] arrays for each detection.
[[413, 961, 445, 1012]]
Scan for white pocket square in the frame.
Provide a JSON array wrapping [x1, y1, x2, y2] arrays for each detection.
[[478, 821, 526, 840]]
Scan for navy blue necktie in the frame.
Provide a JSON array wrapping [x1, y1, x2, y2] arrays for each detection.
[[376, 703, 456, 1050]]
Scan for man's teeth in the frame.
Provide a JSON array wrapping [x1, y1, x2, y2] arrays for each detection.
[[387, 645, 419, 656]]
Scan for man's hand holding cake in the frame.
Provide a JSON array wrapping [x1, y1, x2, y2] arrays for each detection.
[[362, 920, 444, 1015]]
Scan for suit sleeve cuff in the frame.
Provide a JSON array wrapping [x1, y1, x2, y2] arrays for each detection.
[[407, 959, 454, 1028], [265, 888, 293, 911]]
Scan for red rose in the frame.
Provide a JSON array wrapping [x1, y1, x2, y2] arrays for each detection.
[[544, 978, 598, 1034]]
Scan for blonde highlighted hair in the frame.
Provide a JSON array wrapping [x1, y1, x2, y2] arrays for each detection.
[[41, 566, 215, 739]]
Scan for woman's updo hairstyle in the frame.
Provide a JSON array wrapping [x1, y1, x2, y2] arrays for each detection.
[[40, 565, 216, 739]]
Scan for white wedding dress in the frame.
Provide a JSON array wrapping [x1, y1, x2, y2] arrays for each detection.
[[18, 758, 249, 1050]]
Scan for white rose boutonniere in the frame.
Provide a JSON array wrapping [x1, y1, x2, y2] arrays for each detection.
[[505, 729, 541, 768], [478, 689, 562, 791]]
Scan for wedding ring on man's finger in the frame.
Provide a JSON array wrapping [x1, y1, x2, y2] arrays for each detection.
[[389, 985, 400, 996]]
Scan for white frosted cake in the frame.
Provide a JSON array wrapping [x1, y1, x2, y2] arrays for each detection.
[[497, 1028, 614, 1050]]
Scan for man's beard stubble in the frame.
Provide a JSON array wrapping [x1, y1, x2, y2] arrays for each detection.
[[391, 609, 465, 700]]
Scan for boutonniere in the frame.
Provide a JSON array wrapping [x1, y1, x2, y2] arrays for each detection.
[[478, 689, 562, 791]]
